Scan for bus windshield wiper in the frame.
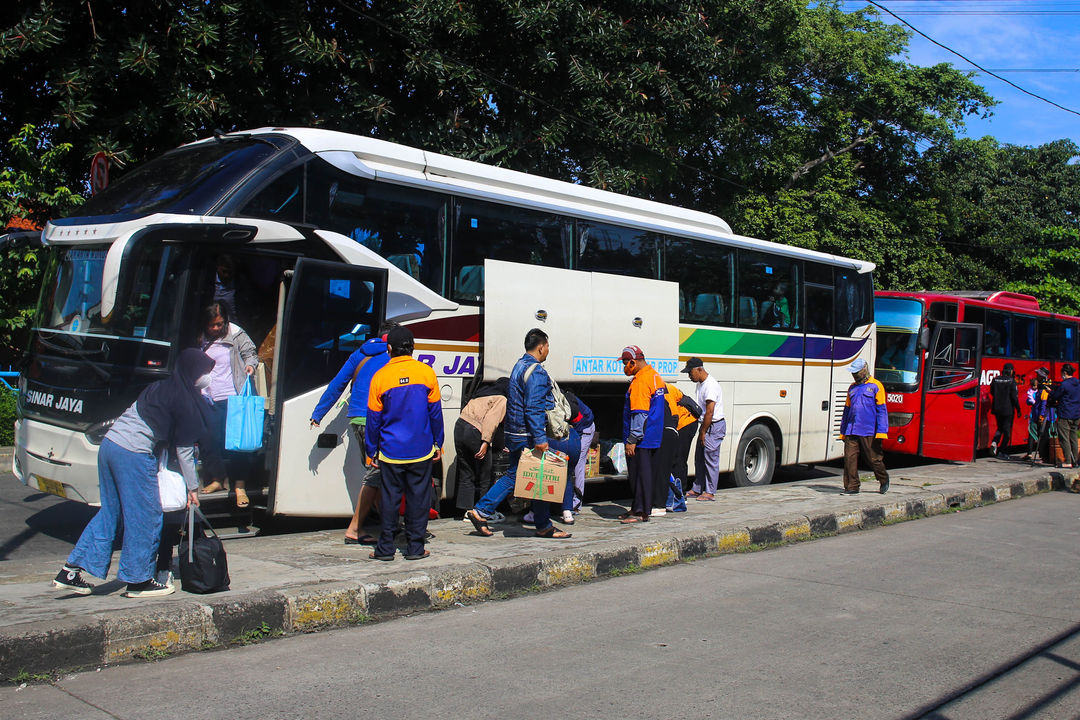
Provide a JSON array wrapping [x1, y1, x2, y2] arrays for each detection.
[[33, 333, 111, 381]]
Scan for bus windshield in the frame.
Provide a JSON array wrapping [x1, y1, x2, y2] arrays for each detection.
[[875, 297, 923, 390], [67, 137, 284, 222], [36, 242, 184, 347]]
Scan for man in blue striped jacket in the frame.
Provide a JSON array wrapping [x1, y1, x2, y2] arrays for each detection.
[[839, 358, 890, 495]]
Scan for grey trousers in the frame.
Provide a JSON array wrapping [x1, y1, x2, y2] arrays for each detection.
[[692, 419, 727, 494]]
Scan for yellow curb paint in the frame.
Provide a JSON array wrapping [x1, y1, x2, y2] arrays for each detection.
[[883, 503, 907, 522], [433, 572, 492, 606], [543, 556, 594, 585], [640, 541, 678, 568], [106, 628, 200, 663], [993, 485, 1012, 502], [717, 529, 751, 552], [836, 510, 863, 532], [780, 519, 811, 542], [289, 591, 362, 631], [923, 495, 947, 516]]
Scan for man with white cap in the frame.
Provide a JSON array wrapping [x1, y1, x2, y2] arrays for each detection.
[[838, 357, 890, 495]]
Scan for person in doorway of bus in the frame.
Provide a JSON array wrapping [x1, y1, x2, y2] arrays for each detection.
[[52, 348, 213, 598], [310, 322, 396, 545], [453, 378, 509, 514], [564, 389, 597, 520], [365, 326, 444, 561], [197, 302, 258, 508], [683, 357, 725, 501], [989, 363, 1022, 458], [838, 358, 890, 495], [1049, 363, 1080, 469], [466, 328, 573, 539], [620, 345, 667, 523]]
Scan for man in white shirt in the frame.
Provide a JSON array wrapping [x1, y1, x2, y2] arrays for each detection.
[[681, 357, 726, 501]]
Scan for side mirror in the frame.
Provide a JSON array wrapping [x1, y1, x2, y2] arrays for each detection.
[[918, 326, 931, 351]]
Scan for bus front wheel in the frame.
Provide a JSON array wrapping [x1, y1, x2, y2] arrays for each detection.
[[733, 424, 776, 487]]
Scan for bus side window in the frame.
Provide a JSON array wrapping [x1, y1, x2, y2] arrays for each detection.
[[450, 199, 568, 304], [1012, 315, 1036, 358], [664, 237, 733, 325], [835, 269, 872, 336], [237, 165, 305, 225], [985, 311, 1008, 357], [738, 250, 799, 331], [577, 222, 661, 280]]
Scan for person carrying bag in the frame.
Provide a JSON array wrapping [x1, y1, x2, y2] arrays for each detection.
[[178, 505, 230, 593]]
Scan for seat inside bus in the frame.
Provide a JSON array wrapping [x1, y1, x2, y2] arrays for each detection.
[[454, 265, 484, 302], [738, 296, 758, 325]]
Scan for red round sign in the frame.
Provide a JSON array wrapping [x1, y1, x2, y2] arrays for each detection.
[[90, 152, 109, 195]]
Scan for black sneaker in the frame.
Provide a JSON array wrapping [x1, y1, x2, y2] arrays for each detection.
[[879, 479, 890, 494], [53, 565, 93, 595], [840, 489, 860, 496], [123, 578, 175, 598]]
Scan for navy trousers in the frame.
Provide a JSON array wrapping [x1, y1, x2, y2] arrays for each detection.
[[376, 458, 432, 558], [628, 446, 657, 515]]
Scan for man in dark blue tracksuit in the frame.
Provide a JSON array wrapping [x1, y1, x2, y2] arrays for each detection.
[[1050, 363, 1080, 469]]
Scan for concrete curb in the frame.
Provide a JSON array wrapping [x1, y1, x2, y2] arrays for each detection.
[[0, 473, 1068, 679]]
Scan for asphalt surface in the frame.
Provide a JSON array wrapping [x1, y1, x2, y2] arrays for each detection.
[[4, 492, 1078, 720]]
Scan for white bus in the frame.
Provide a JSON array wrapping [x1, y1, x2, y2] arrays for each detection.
[[13, 128, 875, 518]]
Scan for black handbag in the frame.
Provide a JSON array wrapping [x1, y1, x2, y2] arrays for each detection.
[[178, 506, 230, 594], [677, 393, 703, 419]]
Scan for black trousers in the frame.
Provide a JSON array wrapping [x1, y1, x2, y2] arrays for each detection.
[[628, 447, 657, 515], [991, 412, 1015, 449], [376, 459, 432, 558], [673, 422, 698, 491], [454, 420, 493, 510], [653, 423, 680, 509]]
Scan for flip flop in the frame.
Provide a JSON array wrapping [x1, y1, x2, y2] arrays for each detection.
[[200, 480, 225, 494], [466, 509, 494, 537], [535, 526, 572, 539], [404, 550, 431, 560], [620, 514, 648, 524], [369, 552, 395, 561]]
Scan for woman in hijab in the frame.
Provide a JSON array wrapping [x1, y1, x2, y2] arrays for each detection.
[[52, 349, 214, 598], [453, 378, 509, 514]]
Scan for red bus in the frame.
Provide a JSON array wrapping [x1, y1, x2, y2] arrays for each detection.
[[873, 291, 1080, 461]]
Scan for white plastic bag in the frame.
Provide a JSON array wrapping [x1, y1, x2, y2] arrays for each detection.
[[607, 443, 627, 474], [158, 450, 188, 512]]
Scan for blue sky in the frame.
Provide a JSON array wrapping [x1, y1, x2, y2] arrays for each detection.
[[843, 1, 1080, 148]]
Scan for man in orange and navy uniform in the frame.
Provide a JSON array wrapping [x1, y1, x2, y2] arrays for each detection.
[[838, 358, 889, 495], [621, 345, 667, 523], [366, 326, 444, 560]]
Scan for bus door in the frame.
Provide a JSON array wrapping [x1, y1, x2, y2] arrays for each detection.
[[920, 322, 983, 461], [799, 282, 835, 462], [269, 258, 388, 517]]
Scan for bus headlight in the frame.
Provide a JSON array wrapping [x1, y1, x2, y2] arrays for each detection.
[[888, 412, 914, 428]]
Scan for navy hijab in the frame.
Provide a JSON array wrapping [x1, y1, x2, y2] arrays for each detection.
[[137, 348, 214, 447]]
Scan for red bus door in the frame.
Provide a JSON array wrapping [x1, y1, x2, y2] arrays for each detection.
[[919, 322, 983, 461]]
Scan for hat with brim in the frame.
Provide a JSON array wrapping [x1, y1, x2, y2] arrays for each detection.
[[847, 358, 867, 374], [680, 357, 703, 373]]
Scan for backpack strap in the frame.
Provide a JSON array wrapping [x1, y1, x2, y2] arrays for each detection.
[[350, 354, 374, 388]]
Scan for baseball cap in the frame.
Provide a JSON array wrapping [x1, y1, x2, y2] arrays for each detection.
[[680, 357, 704, 373], [619, 345, 645, 362], [847, 358, 867, 374], [386, 326, 415, 353]]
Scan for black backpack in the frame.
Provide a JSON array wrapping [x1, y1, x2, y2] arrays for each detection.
[[178, 506, 231, 594]]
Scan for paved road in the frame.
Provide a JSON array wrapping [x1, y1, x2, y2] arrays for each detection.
[[5, 489, 1078, 719]]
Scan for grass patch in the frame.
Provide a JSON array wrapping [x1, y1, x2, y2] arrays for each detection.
[[608, 564, 643, 577], [134, 647, 170, 662], [231, 622, 284, 646], [9, 670, 52, 684], [351, 611, 373, 624]]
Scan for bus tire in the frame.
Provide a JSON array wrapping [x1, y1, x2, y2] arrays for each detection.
[[733, 424, 776, 487]]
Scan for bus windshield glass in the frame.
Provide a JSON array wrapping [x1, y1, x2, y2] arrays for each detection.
[[36, 242, 183, 346], [875, 297, 923, 390], [70, 138, 282, 221]]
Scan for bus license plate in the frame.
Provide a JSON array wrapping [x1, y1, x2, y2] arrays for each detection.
[[36, 476, 67, 498]]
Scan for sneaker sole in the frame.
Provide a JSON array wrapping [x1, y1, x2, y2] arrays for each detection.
[[52, 580, 92, 595], [123, 588, 176, 598]]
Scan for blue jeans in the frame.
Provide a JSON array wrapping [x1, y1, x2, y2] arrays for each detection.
[[547, 430, 580, 512], [474, 444, 552, 531], [68, 438, 162, 584]]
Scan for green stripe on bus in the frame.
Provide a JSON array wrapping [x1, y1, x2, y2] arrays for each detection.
[[679, 328, 787, 357]]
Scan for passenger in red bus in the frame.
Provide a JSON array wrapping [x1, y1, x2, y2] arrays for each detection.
[[365, 326, 444, 560], [989, 363, 1022, 458], [620, 345, 668, 523], [1049, 363, 1080, 469], [838, 358, 889, 495], [310, 322, 396, 545], [197, 302, 258, 508]]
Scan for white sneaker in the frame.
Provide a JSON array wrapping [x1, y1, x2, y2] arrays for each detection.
[[650, 507, 667, 517], [991, 441, 998, 456]]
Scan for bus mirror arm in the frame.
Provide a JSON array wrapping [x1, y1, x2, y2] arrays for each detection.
[[918, 326, 931, 351]]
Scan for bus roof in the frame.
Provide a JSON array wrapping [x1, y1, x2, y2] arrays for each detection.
[[876, 290, 1080, 322], [211, 127, 874, 273]]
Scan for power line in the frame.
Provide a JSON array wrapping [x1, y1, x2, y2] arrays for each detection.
[[863, 0, 1080, 118]]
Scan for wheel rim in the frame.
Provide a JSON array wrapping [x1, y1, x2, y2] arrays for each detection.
[[743, 436, 770, 484]]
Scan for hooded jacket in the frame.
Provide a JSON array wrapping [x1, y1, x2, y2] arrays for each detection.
[[311, 337, 390, 422]]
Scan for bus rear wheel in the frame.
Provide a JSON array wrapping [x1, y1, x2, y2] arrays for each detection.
[[733, 424, 776, 487]]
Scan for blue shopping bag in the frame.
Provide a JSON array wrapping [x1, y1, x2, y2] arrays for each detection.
[[666, 473, 687, 513], [225, 378, 265, 452]]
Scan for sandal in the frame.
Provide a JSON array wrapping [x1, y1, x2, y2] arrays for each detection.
[[344, 534, 378, 545], [200, 480, 225, 494], [466, 509, 494, 537], [369, 552, 395, 561], [685, 490, 701, 498], [404, 550, 431, 560], [235, 488, 250, 508], [620, 514, 648, 524], [535, 526, 572, 539]]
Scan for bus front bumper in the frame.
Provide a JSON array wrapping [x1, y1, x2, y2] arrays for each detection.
[[13, 418, 101, 505]]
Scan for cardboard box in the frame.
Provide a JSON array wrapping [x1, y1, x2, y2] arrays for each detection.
[[513, 449, 568, 503], [586, 446, 600, 478]]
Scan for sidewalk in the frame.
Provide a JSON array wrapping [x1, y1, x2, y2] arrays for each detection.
[[0, 453, 1072, 678]]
